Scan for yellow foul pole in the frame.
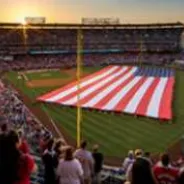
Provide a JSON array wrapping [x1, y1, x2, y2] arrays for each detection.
[[76, 28, 83, 147]]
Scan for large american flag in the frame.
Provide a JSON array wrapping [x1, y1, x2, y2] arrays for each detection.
[[38, 65, 175, 120]]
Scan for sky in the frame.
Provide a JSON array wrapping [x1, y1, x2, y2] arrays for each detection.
[[0, 0, 183, 24]]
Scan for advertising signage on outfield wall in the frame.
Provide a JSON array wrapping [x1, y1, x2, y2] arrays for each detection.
[[29, 49, 122, 55]]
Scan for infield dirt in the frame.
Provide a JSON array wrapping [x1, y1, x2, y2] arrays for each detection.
[[26, 69, 89, 88]]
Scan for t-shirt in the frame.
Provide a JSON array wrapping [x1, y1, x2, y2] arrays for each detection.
[[14, 154, 35, 184], [42, 149, 58, 183], [122, 157, 135, 172], [19, 140, 30, 154], [92, 152, 104, 173], [74, 149, 94, 178], [153, 162, 179, 184], [57, 158, 83, 184]]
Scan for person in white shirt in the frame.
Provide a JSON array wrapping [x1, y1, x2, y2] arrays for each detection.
[[126, 149, 143, 182], [122, 150, 135, 172], [57, 146, 84, 184], [74, 141, 94, 184]]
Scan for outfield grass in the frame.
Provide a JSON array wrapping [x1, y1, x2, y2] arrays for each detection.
[[5, 67, 184, 157]]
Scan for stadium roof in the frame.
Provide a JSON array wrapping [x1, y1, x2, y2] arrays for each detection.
[[0, 22, 183, 29]]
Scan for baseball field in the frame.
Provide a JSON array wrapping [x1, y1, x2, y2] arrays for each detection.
[[4, 66, 184, 162]]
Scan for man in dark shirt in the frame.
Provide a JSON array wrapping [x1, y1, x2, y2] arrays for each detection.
[[92, 144, 104, 184], [42, 138, 57, 184]]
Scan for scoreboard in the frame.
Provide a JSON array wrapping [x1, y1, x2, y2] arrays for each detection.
[[25, 17, 46, 24]]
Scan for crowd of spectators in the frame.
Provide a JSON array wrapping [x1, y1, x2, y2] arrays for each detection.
[[0, 82, 105, 184], [0, 26, 182, 53], [0, 52, 182, 72], [122, 149, 184, 184]]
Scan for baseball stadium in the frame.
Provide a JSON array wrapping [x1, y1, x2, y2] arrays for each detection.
[[0, 13, 184, 184]]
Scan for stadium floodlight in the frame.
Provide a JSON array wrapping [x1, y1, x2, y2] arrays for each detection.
[[21, 18, 27, 26]]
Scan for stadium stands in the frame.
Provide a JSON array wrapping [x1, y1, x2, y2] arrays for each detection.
[[0, 22, 182, 72], [0, 52, 183, 72], [0, 23, 182, 53], [0, 22, 183, 53], [0, 22, 184, 184]]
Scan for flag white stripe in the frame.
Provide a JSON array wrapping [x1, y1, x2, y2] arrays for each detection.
[[46, 66, 119, 102], [146, 78, 168, 118], [62, 67, 129, 105], [83, 67, 138, 107], [124, 77, 155, 113], [103, 76, 142, 110]]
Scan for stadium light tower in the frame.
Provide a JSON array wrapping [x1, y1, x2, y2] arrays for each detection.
[[76, 28, 83, 147]]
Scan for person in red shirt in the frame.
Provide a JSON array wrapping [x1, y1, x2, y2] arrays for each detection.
[[0, 130, 37, 184], [18, 130, 30, 154], [153, 153, 179, 184]]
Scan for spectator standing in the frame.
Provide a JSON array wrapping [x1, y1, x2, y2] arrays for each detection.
[[0, 130, 37, 184], [178, 167, 184, 184], [126, 149, 143, 182], [53, 139, 67, 168], [175, 154, 184, 167], [153, 153, 179, 184], [122, 150, 135, 172], [74, 141, 94, 184], [92, 144, 104, 184], [54, 138, 68, 159], [42, 138, 57, 184], [54, 139, 63, 161], [143, 151, 153, 166], [57, 147, 84, 184], [18, 130, 30, 154], [128, 157, 157, 184]]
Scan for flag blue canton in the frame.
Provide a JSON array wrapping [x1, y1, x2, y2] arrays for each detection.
[[134, 67, 174, 77]]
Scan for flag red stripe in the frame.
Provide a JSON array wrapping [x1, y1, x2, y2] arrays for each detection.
[[114, 77, 147, 112], [158, 77, 174, 119], [135, 78, 160, 116], [56, 66, 124, 103]]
